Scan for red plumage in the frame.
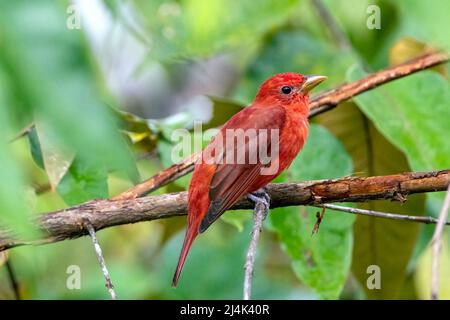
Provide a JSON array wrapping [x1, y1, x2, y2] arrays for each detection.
[[172, 72, 326, 286]]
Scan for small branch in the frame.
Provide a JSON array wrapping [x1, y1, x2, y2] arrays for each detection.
[[113, 52, 449, 200], [312, 206, 326, 235], [112, 152, 201, 201], [5, 259, 20, 300], [84, 221, 117, 300], [244, 192, 270, 300], [0, 170, 449, 252], [431, 183, 450, 300], [308, 52, 449, 117], [316, 203, 450, 226]]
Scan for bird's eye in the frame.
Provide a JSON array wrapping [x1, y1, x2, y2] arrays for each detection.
[[281, 86, 292, 94]]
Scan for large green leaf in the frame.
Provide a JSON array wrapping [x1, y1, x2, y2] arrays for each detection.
[[31, 123, 75, 190], [315, 102, 425, 299], [270, 124, 354, 299], [345, 66, 450, 298], [397, 0, 450, 52], [348, 68, 450, 173]]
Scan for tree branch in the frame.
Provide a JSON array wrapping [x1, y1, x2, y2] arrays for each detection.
[[84, 221, 117, 300], [316, 203, 450, 225], [113, 52, 449, 200], [5, 259, 20, 300], [244, 192, 270, 300], [1, 170, 448, 252]]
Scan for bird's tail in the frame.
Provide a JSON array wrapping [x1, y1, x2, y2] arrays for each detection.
[[172, 223, 198, 287]]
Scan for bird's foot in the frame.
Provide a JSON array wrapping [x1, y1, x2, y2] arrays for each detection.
[[247, 189, 270, 220]]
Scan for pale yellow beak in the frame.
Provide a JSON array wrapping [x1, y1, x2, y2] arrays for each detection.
[[301, 75, 327, 92]]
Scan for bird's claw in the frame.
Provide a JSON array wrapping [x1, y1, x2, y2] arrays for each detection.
[[247, 189, 270, 219]]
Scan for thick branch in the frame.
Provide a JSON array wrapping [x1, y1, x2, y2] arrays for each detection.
[[114, 52, 449, 200], [1, 170, 448, 252]]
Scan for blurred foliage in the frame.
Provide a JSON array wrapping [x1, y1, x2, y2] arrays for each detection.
[[0, 0, 449, 300]]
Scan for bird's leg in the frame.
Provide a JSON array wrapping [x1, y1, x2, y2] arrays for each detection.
[[247, 189, 271, 219], [243, 189, 270, 300]]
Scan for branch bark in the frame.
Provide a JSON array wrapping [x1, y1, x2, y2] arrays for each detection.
[[113, 52, 449, 200], [1, 169, 448, 252]]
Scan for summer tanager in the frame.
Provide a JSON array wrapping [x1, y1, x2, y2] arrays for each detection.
[[172, 73, 326, 286]]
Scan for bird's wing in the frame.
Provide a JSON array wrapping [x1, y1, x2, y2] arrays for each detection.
[[199, 105, 286, 233]]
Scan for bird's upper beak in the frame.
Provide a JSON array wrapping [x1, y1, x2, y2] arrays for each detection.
[[301, 75, 327, 92]]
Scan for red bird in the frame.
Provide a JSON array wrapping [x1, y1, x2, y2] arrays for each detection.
[[172, 73, 326, 286]]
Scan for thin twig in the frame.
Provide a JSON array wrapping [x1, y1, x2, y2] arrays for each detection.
[[315, 203, 450, 226], [113, 52, 449, 200], [8, 123, 35, 143], [0, 170, 449, 252], [84, 221, 117, 300], [431, 183, 450, 300], [312, 206, 326, 235], [311, 0, 351, 50], [244, 193, 270, 300], [5, 259, 20, 300]]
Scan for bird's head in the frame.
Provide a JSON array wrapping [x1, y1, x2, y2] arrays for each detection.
[[254, 72, 327, 106]]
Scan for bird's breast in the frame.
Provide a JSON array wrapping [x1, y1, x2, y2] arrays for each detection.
[[278, 111, 309, 172]]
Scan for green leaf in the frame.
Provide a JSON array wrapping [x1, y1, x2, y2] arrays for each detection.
[[397, 0, 450, 52], [0, 0, 137, 184], [270, 124, 354, 299], [56, 156, 108, 206], [111, 107, 158, 154], [343, 65, 450, 298], [32, 122, 75, 190], [28, 127, 45, 169], [348, 67, 450, 172], [316, 103, 426, 299]]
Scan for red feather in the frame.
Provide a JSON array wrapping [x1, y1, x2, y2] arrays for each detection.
[[172, 72, 323, 286]]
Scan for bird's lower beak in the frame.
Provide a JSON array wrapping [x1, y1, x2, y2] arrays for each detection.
[[301, 75, 327, 92]]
